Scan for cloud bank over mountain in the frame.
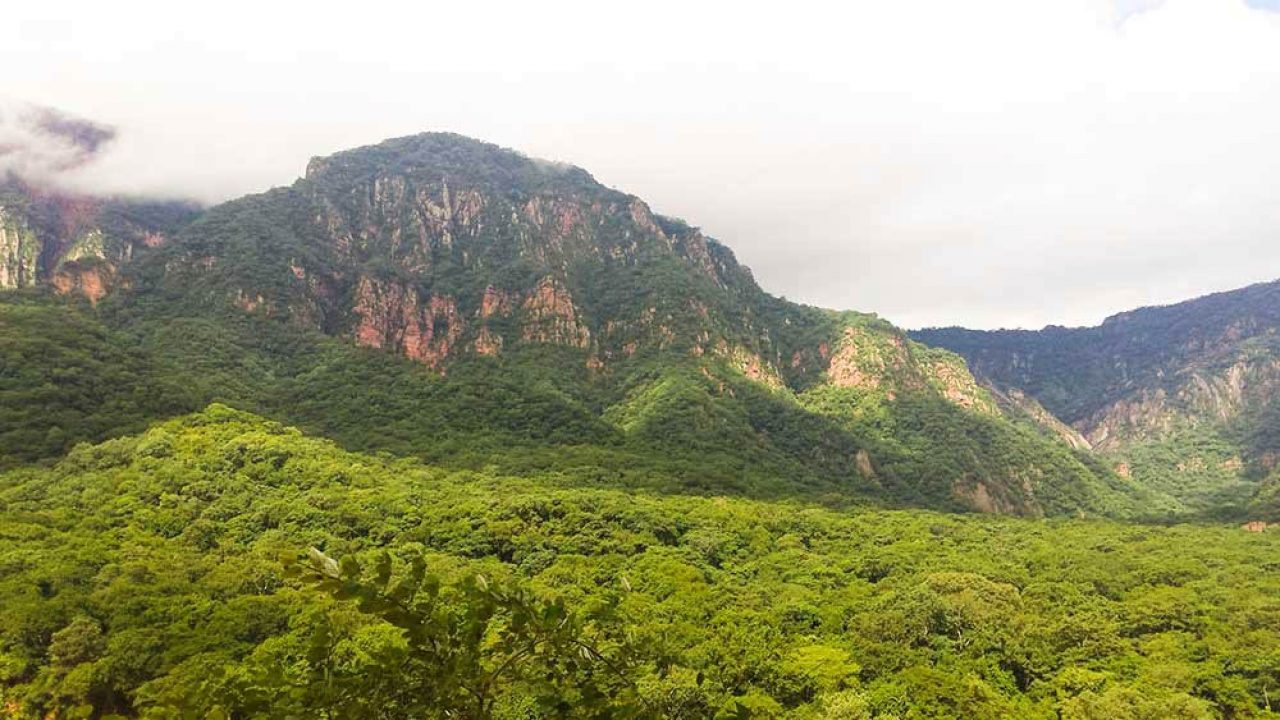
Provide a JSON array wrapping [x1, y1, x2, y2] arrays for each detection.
[[5, 0, 1280, 328]]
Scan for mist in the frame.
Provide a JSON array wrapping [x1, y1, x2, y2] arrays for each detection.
[[6, 0, 1280, 329], [0, 102, 117, 184]]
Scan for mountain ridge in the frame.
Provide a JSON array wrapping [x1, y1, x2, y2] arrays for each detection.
[[914, 278, 1280, 516], [0, 132, 1142, 517]]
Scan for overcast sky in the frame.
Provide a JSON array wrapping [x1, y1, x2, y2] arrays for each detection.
[[5, 0, 1280, 329]]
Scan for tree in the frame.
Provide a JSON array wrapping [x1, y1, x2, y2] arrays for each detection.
[[189, 548, 652, 720]]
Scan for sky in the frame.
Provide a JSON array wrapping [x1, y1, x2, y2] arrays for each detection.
[[4, 0, 1280, 330]]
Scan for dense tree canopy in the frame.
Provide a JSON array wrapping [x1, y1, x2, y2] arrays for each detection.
[[2, 407, 1278, 718]]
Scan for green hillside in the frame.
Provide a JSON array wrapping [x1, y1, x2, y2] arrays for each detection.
[[2, 407, 1277, 719], [0, 133, 1145, 517], [915, 282, 1280, 517], [1, 289, 1150, 517]]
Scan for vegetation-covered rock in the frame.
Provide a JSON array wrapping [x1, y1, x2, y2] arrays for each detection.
[[916, 281, 1280, 516], [0, 134, 1143, 516]]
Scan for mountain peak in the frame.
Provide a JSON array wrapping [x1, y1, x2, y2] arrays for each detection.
[[14, 130, 1139, 519], [303, 132, 603, 196]]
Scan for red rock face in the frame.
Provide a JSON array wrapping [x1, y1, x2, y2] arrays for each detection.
[[479, 286, 515, 318], [474, 327, 503, 356], [555, 203, 582, 238], [348, 273, 601, 368], [234, 290, 266, 313], [352, 276, 464, 369], [520, 276, 590, 348], [2, 177, 194, 300], [352, 278, 391, 350], [50, 265, 110, 305], [406, 295, 463, 365]]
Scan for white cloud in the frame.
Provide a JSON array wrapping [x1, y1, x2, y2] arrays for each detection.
[[4, 0, 1280, 328], [0, 101, 117, 183]]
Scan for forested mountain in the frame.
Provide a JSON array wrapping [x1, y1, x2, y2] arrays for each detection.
[[6, 131, 1280, 720], [915, 281, 1280, 518], [0, 134, 1142, 517]]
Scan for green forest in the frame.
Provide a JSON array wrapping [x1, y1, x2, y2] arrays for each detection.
[[5, 131, 1280, 720], [3, 406, 1279, 719]]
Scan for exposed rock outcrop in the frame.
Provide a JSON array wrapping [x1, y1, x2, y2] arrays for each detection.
[[0, 179, 197, 299], [827, 326, 913, 393], [352, 276, 464, 368], [520, 276, 590, 348], [0, 205, 40, 289], [916, 280, 1280, 511]]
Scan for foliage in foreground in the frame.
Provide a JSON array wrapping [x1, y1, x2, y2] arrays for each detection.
[[2, 407, 1280, 718]]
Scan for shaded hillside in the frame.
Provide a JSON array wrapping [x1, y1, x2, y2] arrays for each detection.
[[0, 296, 199, 466], [915, 281, 1280, 515]]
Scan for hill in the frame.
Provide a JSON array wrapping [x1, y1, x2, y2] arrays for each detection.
[[1, 407, 1276, 719], [0, 176, 199, 301]]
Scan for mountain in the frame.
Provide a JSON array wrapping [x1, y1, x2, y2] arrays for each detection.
[[7, 130, 1280, 720], [0, 175, 199, 301], [914, 281, 1280, 517], [0, 133, 1140, 516]]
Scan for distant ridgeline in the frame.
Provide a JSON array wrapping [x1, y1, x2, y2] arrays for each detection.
[[915, 280, 1280, 520], [2, 132, 1261, 519]]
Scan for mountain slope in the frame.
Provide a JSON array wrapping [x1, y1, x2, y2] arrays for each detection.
[[0, 296, 201, 466], [915, 281, 1280, 516], [132, 133, 827, 377], [2, 406, 1277, 719], [0, 176, 198, 302], [0, 133, 1141, 516]]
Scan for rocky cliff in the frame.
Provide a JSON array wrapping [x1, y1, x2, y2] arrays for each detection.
[[0, 177, 198, 302], [148, 134, 807, 378]]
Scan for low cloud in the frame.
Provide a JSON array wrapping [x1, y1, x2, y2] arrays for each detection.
[[0, 101, 117, 182]]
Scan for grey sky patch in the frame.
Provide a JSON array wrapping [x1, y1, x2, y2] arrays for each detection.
[[5, 0, 1280, 330], [0, 101, 117, 181]]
